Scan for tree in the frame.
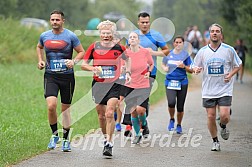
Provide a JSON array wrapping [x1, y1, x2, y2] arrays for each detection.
[[219, 0, 252, 47]]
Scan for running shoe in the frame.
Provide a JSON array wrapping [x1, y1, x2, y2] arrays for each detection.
[[47, 135, 60, 150], [132, 135, 142, 144], [168, 119, 175, 131], [62, 139, 71, 152], [211, 142, 220, 151], [176, 124, 182, 134], [103, 144, 113, 158], [220, 128, 230, 140], [115, 123, 121, 131], [142, 121, 150, 138], [124, 125, 132, 137]]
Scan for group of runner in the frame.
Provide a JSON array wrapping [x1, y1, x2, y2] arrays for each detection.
[[36, 10, 242, 158]]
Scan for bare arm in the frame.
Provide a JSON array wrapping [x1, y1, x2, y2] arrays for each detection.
[[147, 45, 170, 57], [73, 44, 85, 63], [36, 43, 45, 70], [124, 57, 132, 84], [65, 44, 85, 68], [224, 66, 241, 82]]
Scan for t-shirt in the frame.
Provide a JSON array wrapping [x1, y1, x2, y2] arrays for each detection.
[[193, 43, 242, 98], [234, 45, 248, 59], [39, 28, 81, 74], [125, 47, 153, 88], [162, 50, 192, 86], [134, 29, 167, 76], [84, 42, 128, 83]]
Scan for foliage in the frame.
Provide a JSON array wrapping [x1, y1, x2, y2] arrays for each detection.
[[0, 18, 40, 64], [0, 18, 98, 64], [0, 0, 141, 29], [152, 0, 222, 35], [219, 0, 252, 47]]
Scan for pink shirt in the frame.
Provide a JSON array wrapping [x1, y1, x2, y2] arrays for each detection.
[[125, 48, 153, 88]]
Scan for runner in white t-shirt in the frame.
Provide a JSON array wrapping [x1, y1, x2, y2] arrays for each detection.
[[193, 23, 242, 152]]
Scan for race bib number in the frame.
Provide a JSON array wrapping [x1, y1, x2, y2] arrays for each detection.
[[50, 59, 67, 72], [167, 80, 181, 90], [98, 66, 115, 79], [208, 64, 224, 76]]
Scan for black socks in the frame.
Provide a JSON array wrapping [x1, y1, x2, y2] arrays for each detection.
[[50, 123, 58, 136]]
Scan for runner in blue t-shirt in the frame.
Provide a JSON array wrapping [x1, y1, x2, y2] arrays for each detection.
[[36, 10, 85, 152], [162, 36, 193, 134]]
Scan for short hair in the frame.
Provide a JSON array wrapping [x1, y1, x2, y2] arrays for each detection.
[[209, 23, 223, 34], [138, 12, 150, 19], [50, 10, 64, 19], [97, 20, 117, 32]]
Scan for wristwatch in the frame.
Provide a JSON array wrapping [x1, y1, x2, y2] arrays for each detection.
[[73, 59, 78, 65]]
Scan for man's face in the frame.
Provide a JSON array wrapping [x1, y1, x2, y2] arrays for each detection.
[[100, 29, 113, 44], [138, 16, 150, 33], [210, 26, 222, 43], [50, 14, 64, 30]]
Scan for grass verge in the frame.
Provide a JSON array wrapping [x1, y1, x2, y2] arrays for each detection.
[[0, 63, 165, 166]]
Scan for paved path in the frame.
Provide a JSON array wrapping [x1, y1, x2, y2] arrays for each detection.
[[14, 74, 252, 167]]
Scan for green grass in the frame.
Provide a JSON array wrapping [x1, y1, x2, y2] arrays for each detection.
[[0, 63, 166, 166], [0, 64, 97, 166]]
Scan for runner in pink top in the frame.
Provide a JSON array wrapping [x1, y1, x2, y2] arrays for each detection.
[[123, 32, 154, 144], [125, 47, 153, 88]]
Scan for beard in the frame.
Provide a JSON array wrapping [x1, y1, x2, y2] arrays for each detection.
[[211, 38, 219, 43]]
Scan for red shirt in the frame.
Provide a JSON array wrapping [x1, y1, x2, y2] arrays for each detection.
[[84, 42, 128, 83]]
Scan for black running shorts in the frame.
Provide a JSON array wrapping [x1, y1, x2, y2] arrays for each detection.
[[44, 72, 75, 104], [92, 80, 120, 105]]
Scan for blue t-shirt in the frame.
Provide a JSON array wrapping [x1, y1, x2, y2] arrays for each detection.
[[162, 50, 192, 85], [134, 29, 167, 76], [39, 28, 81, 74]]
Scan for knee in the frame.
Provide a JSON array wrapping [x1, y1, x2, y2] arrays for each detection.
[[97, 113, 105, 121], [168, 99, 176, 108], [48, 103, 57, 113], [168, 103, 175, 108], [137, 106, 146, 115], [177, 107, 184, 112], [105, 107, 115, 119], [220, 115, 229, 123], [208, 114, 216, 121]]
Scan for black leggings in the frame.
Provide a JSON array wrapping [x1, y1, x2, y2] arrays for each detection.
[[165, 84, 188, 112]]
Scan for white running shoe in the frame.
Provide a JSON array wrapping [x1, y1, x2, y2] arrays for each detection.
[[211, 142, 220, 151]]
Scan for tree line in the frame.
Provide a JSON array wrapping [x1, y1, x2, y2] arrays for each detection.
[[0, 0, 141, 29], [153, 0, 251, 51], [0, 0, 251, 51]]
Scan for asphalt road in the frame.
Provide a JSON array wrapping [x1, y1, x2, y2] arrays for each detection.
[[14, 74, 252, 167]]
